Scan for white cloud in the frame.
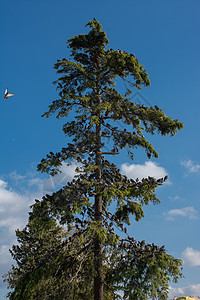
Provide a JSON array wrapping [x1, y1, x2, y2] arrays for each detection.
[[182, 247, 200, 267], [169, 283, 200, 298], [0, 245, 12, 266], [0, 179, 7, 189], [121, 161, 168, 181], [0, 178, 36, 291], [0, 244, 15, 275], [0, 179, 35, 236], [181, 160, 200, 173], [168, 286, 185, 297], [164, 206, 199, 221]]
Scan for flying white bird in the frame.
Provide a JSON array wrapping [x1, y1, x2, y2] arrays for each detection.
[[3, 88, 14, 99]]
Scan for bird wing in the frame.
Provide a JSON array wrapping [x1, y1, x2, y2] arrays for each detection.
[[4, 88, 8, 95], [6, 93, 14, 98]]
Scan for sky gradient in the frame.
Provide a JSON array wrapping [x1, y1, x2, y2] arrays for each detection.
[[0, 0, 200, 299]]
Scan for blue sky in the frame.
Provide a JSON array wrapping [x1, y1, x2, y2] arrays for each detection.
[[0, 0, 200, 298]]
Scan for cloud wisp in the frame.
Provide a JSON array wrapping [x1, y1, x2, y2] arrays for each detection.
[[42, 162, 78, 193], [164, 206, 199, 221], [181, 159, 200, 173]]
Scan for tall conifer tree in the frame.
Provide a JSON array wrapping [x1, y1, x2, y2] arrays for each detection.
[[5, 19, 184, 300]]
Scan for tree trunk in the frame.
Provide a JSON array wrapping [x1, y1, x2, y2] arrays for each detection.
[[94, 120, 104, 300]]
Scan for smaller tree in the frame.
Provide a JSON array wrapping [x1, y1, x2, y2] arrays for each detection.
[[3, 199, 115, 300], [3, 208, 69, 300]]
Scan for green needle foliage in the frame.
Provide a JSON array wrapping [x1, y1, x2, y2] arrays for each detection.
[[4, 211, 99, 300], [5, 19, 184, 300]]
